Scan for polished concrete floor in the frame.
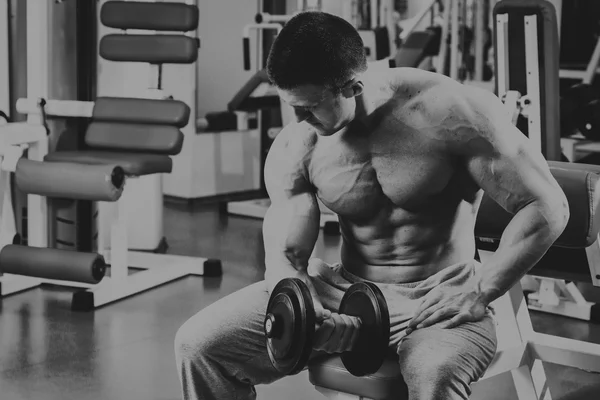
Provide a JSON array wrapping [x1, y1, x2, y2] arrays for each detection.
[[1, 202, 600, 400]]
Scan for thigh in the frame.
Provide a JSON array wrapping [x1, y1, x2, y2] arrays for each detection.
[[175, 281, 280, 378], [396, 313, 498, 393], [175, 279, 332, 384]]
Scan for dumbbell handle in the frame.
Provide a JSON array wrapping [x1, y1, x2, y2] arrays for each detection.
[[264, 312, 362, 340]]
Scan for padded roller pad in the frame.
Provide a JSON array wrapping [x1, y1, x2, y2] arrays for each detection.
[[101, 1, 199, 32], [94, 97, 190, 128], [309, 355, 406, 400], [85, 122, 184, 155], [100, 34, 198, 64], [476, 161, 600, 249], [0, 245, 107, 284], [15, 159, 124, 201], [45, 151, 172, 176]]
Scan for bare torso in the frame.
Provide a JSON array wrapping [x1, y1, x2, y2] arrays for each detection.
[[301, 69, 483, 283]]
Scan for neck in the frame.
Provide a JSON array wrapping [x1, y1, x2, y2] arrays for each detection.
[[352, 72, 384, 128]]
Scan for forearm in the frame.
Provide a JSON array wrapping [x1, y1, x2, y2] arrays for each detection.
[[473, 199, 569, 305], [264, 255, 309, 294], [263, 204, 319, 294]]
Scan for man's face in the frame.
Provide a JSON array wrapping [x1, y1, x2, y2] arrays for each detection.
[[277, 83, 356, 136]]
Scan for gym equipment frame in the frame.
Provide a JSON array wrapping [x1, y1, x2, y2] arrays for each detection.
[[229, 7, 340, 231], [0, 0, 221, 311], [495, 0, 600, 323]]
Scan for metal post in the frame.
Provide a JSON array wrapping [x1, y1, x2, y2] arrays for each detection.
[[474, 0, 485, 81], [495, 13, 509, 97], [450, 0, 459, 80], [437, 0, 452, 74], [25, 0, 49, 250], [524, 15, 542, 152], [0, 0, 10, 116], [370, 0, 378, 29]]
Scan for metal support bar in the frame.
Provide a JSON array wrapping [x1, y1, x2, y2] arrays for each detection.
[[16, 98, 94, 118], [474, 0, 485, 81], [450, 0, 459, 80], [496, 13, 509, 97], [0, 122, 47, 146], [399, 0, 437, 41], [531, 332, 600, 374], [25, 0, 49, 251], [583, 38, 600, 85], [436, 0, 451, 74], [370, 0, 378, 29], [524, 15, 542, 152], [255, 12, 292, 24], [585, 240, 600, 287]]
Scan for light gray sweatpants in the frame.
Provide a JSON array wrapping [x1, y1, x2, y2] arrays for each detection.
[[174, 259, 498, 400]]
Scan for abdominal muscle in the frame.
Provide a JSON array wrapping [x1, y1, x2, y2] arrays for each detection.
[[337, 205, 478, 284]]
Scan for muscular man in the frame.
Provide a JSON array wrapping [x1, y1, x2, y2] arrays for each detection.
[[175, 11, 569, 400]]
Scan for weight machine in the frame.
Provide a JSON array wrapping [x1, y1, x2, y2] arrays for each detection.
[[0, 0, 9, 120], [0, 0, 221, 311], [493, 0, 600, 324], [226, 0, 342, 235]]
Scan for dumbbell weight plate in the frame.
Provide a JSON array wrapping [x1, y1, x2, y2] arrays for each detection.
[[339, 282, 390, 376], [264, 278, 316, 375]]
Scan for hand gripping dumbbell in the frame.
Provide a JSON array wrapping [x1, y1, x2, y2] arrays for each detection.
[[264, 278, 390, 376]]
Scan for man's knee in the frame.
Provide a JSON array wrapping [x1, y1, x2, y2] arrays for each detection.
[[397, 321, 497, 399], [399, 352, 471, 397], [174, 313, 221, 363], [174, 320, 202, 362]]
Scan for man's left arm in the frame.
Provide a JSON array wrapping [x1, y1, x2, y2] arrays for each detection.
[[408, 85, 570, 332]]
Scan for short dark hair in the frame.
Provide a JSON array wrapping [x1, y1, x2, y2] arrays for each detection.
[[266, 11, 367, 92]]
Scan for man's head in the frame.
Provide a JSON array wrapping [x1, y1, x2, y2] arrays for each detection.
[[266, 11, 368, 135]]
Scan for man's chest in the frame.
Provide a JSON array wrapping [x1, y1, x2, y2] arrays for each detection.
[[307, 130, 455, 217]]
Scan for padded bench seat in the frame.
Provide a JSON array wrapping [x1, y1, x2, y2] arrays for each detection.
[[308, 354, 406, 400], [45, 151, 172, 176]]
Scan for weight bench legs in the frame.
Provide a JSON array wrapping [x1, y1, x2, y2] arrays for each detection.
[[0, 274, 42, 296], [70, 183, 221, 311], [511, 362, 552, 400]]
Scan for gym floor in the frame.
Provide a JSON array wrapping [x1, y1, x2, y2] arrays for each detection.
[[1, 202, 600, 400]]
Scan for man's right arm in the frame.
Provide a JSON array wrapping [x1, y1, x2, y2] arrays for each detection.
[[262, 127, 362, 354], [262, 126, 321, 295]]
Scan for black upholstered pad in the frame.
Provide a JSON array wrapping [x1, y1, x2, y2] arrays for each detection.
[[476, 161, 600, 249], [101, 1, 199, 32], [45, 151, 172, 176], [100, 34, 198, 64], [85, 122, 183, 156], [93, 97, 190, 128], [308, 355, 406, 400]]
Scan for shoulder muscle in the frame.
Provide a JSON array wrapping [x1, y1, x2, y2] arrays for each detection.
[[264, 122, 317, 201], [424, 83, 561, 213]]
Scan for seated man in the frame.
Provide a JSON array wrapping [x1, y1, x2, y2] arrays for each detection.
[[174, 11, 569, 400]]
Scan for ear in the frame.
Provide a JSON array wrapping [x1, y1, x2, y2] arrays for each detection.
[[341, 80, 364, 98]]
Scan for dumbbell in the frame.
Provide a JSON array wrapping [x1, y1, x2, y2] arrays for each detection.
[[264, 278, 390, 377]]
